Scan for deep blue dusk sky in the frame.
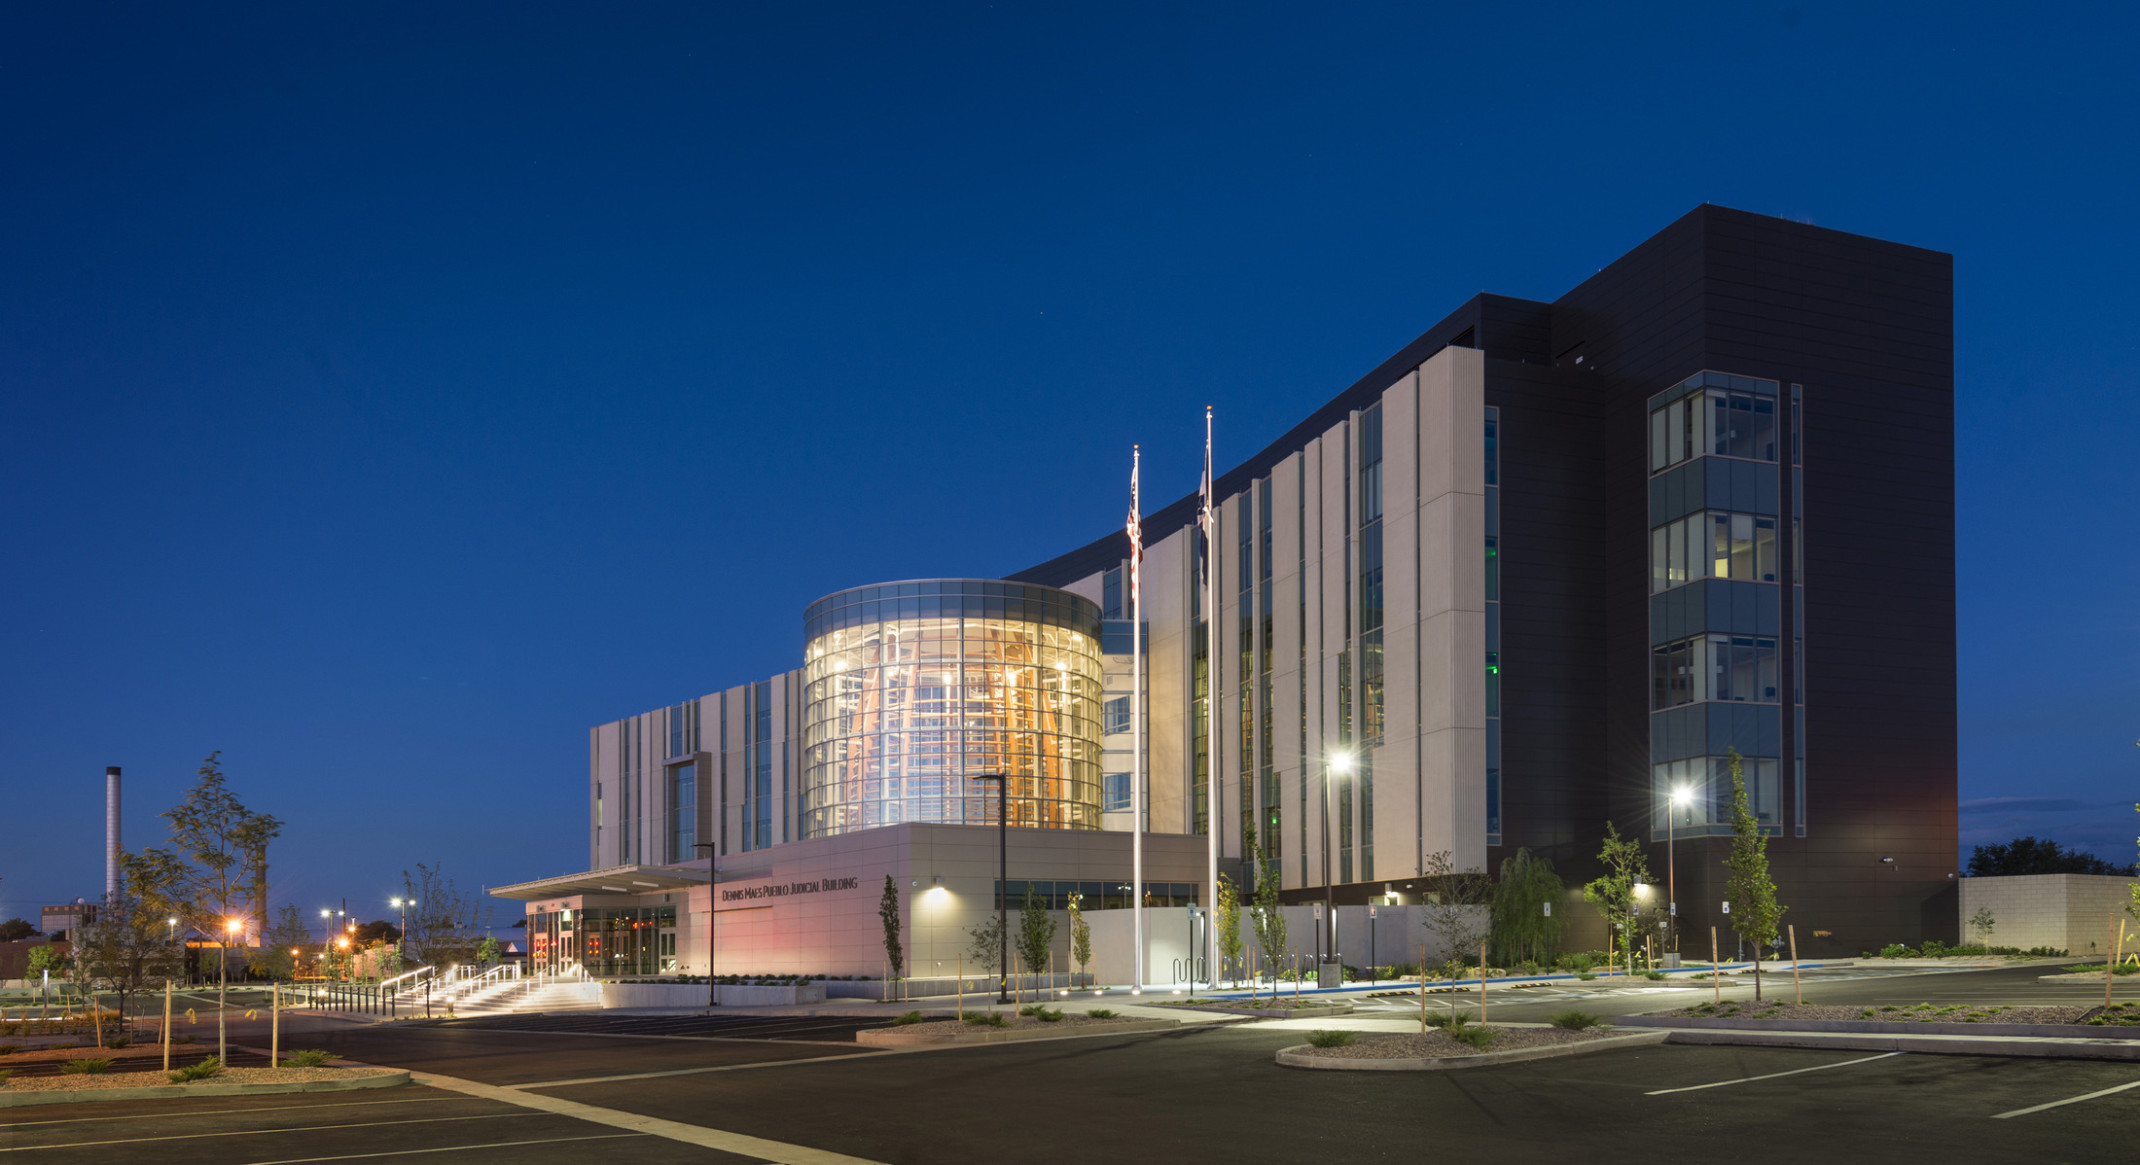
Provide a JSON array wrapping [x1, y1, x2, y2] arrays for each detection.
[[5, 3, 2136, 929]]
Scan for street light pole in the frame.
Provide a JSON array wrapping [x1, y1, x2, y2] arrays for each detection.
[[1321, 752, 1353, 976], [970, 772, 1009, 1004], [390, 897, 416, 973], [1667, 785, 1692, 954], [692, 842, 719, 1009]]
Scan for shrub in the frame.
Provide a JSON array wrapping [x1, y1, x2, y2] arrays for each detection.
[[893, 1011, 925, 1026], [2027, 946, 2068, 958], [0, 1069, 11, 1085], [1879, 944, 1913, 959], [0, 1043, 21, 1056], [1035, 1008, 1064, 1023], [1643, 970, 1666, 981], [283, 1049, 334, 1067], [170, 1057, 223, 1083], [1422, 1008, 1466, 1029], [107, 1036, 131, 1049], [172, 1034, 197, 1045], [62, 1058, 113, 1075], [1305, 1030, 1357, 1048], [1446, 1024, 1495, 1050], [1547, 1010, 1608, 1031], [963, 1012, 1007, 1027], [1018, 1004, 1045, 1017], [1088, 1008, 1116, 1019], [1575, 972, 1596, 981]]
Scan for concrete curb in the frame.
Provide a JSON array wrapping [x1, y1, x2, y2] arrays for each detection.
[[1620, 1014, 2140, 1040], [857, 1018, 1184, 1047], [0, 1069, 409, 1108], [1275, 1029, 1671, 1071], [1659, 1029, 2140, 1061]]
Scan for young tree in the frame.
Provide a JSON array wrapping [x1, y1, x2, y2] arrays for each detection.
[[1968, 906, 1997, 947], [965, 913, 1005, 981], [1722, 748, 1785, 1000], [1582, 823, 1654, 977], [72, 895, 182, 1046], [878, 875, 904, 983], [1215, 873, 1244, 987], [121, 752, 283, 1064], [475, 936, 502, 967], [1420, 849, 1492, 980], [1248, 827, 1288, 1001], [1067, 893, 1092, 983], [252, 904, 315, 980], [1490, 848, 1565, 967], [1016, 885, 1058, 1002], [400, 863, 491, 969]]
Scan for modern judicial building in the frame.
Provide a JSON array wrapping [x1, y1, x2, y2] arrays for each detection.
[[492, 205, 1958, 977]]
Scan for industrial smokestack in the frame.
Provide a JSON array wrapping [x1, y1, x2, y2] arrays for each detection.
[[105, 766, 121, 903]]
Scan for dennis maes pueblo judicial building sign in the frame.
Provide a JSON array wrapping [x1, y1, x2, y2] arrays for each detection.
[[492, 822, 1206, 980]]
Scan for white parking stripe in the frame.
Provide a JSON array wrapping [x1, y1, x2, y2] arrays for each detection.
[[241, 1133, 645, 1163], [0, 1113, 525, 1153], [512, 1048, 893, 1089], [1645, 1052, 1903, 1095], [415, 1068, 889, 1165], [1990, 1078, 2140, 1119]]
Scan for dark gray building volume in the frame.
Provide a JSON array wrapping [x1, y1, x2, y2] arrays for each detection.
[[1019, 204, 1957, 953]]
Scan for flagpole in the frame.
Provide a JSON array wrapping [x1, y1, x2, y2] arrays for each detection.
[[1129, 444, 1145, 995], [1202, 407, 1220, 991]]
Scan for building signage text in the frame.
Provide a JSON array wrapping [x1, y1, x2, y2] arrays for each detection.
[[720, 875, 861, 905]]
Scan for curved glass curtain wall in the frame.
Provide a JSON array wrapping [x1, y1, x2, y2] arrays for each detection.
[[801, 580, 1104, 838]]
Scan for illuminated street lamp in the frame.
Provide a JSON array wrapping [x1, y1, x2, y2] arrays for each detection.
[[1319, 750, 1355, 981], [390, 897, 417, 973], [1667, 785, 1694, 953]]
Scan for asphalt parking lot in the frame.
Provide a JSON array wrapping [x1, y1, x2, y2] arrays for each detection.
[[6, 964, 2136, 1164]]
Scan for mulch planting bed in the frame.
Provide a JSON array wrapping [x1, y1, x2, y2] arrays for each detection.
[[1292, 1027, 1623, 1061], [2, 1066, 397, 1094], [1659, 1000, 2140, 1027]]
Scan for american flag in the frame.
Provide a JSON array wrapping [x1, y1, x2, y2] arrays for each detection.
[[1126, 446, 1142, 594], [1198, 406, 1214, 581]]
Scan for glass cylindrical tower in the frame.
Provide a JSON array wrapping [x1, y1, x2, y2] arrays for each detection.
[[801, 579, 1104, 839]]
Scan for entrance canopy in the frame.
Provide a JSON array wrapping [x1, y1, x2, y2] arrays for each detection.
[[489, 863, 708, 901]]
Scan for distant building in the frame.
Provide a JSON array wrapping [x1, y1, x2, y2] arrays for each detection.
[[40, 900, 97, 939], [496, 205, 1959, 974]]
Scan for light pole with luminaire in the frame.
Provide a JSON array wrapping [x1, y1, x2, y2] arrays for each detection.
[[968, 772, 1010, 1004], [218, 917, 242, 1062], [390, 897, 416, 974], [1320, 750, 1355, 981], [691, 842, 720, 1009], [1667, 784, 1693, 953]]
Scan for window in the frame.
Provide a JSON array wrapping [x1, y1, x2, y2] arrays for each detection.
[[1102, 772, 1131, 812], [1103, 696, 1131, 735], [1102, 568, 1122, 620], [1651, 634, 1780, 708], [1653, 756, 1781, 833], [1650, 386, 1780, 473], [1650, 510, 1779, 592], [668, 763, 697, 864]]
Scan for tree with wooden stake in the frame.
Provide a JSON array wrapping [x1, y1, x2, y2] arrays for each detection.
[[1248, 827, 1288, 1002], [1215, 873, 1243, 988], [1582, 824, 1653, 978], [879, 875, 904, 1000], [1420, 849, 1490, 986], [1016, 885, 1057, 1004], [121, 752, 283, 1065], [965, 914, 1004, 1004], [1067, 892, 1091, 987], [1721, 747, 1785, 1001]]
